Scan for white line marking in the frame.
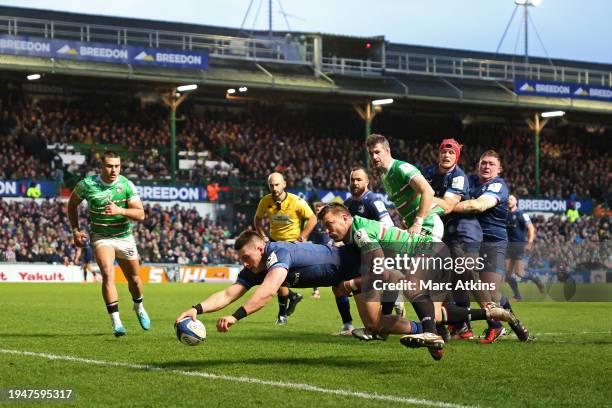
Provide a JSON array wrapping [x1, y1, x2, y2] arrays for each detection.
[[534, 331, 611, 336], [0, 348, 477, 408]]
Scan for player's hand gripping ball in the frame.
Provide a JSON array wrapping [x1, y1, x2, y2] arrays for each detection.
[[175, 317, 207, 346]]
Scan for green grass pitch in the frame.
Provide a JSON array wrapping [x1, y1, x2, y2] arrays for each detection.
[[0, 283, 610, 407]]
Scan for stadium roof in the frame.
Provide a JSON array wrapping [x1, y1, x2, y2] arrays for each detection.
[[1, 5, 611, 116]]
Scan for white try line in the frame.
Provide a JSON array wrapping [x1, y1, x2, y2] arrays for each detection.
[[0, 348, 477, 408]]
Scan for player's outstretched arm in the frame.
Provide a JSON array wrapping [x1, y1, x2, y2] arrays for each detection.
[[216, 267, 288, 332], [453, 195, 497, 214], [175, 283, 248, 323], [432, 193, 461, 215]]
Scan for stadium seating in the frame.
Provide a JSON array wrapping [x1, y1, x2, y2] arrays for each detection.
[[2, 89, 609, 203]]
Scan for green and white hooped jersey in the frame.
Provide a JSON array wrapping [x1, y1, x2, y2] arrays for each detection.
[[351, 215, 431, 255], [73, 175, 139, 238], [381, 159, 443, 233]]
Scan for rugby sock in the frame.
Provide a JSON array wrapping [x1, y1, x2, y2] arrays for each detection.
[[106, 301, 119, 314], [335, 295, 352, 325], [410, 296, 436, 334], [288, 290, 299, 301], [440, 305, 469, 324], [277, 294, 288, 317], [471, 308, 487, 321], [381, 301, 395, 315], [133, 296, 144, 313], [453, 292, 472, 329], [500, 295, 513, 312], [106, 301, 121, 327], [507, 276, 522, 299]]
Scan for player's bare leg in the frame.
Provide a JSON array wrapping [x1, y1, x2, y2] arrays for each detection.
[[118, 257, 150, 330], [94, 245, 125, 337]]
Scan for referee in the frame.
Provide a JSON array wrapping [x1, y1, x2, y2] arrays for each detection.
[[254, 172, 317, 324]]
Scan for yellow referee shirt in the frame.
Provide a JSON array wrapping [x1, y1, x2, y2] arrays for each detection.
[[255, 193, 314, 242]]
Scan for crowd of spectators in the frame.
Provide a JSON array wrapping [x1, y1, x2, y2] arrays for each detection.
[[528, 213, 610, 273], [2, 91, 609, 203], [0, 200, 242, 265]]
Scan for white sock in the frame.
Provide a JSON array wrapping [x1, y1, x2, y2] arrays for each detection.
[[343, 322, 354, 331], [133, 296, 144, 313], [110, 312, 122, 327]]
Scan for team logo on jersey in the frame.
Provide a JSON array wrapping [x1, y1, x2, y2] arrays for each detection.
[[451, 176, 465, 190], [358, 205, 365, 214], [266, 252, 279, 270], [272, 213, 291, 225], [354, 228, 371, 247], [488, 183, 502, 193], [117, 186, 122, 194]]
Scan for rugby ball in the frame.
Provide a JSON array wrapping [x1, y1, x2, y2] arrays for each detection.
[[175, 317, 207, 346]]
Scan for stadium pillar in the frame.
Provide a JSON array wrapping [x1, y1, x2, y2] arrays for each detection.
[[162, 90, 188, 183], [354, 102, 376, 169], [534, 114, 540, 196], [526, 113, 550, 198], [171, 107, 177, 183]]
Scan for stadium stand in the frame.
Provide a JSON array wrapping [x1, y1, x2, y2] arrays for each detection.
[[2, 89, 610, 203]]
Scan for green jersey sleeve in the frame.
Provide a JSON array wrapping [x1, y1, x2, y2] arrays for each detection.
[[351, 216, 382, 252], [125, 180, 140, 202], [73, 179, 87, 200]]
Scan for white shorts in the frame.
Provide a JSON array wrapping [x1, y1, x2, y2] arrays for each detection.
[[91, 234, 139, 260]]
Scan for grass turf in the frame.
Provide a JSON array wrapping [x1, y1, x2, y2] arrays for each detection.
[[0, 283, 610, 407]]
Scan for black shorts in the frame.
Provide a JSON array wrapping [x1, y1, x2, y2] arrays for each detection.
[[506, 243, 527, 261]]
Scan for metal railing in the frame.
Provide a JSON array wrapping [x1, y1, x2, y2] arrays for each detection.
[[0, 14, 314, 65], [385, 52, 612, 86], [321, 56, 384, 76], [322, 51, 612, 87]]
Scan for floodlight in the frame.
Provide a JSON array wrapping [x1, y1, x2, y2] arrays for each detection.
[[541, 111, 565, 118], [372, 98, 394, 106], [177, 84, 197, 92]]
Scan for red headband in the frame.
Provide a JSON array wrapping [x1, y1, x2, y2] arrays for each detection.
[[439, 138, 461, 163]]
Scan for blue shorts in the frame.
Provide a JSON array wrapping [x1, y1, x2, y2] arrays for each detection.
[[479, 242, 507, 274], [506, 243, 527, 261], [82, 246, 94, 264]]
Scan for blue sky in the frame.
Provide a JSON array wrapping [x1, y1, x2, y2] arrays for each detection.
[[4, 0, 612, 64]]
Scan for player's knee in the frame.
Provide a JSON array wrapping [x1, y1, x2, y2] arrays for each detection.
[[129, 275, 141, 285]]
